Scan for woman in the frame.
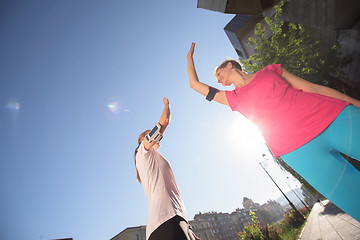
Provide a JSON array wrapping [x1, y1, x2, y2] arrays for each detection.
[[134, 97, 198, 240], [186, 42, 360, 221]]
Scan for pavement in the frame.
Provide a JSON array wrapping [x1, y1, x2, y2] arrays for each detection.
[[299, 200, 360, 240]]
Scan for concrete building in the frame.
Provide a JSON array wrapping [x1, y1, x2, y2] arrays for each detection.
[[197, 0, 275, 15], [261, 200, 285, 223], [110, 225, 146, 240], [242, 197, 286, 224], [223, 11, 273, 60], [194, 211, 242, 240], [280, 0, 360, 90], [230, 208, 254, 230], [189, 218, 216, 240], [242, 196, 261, 209]]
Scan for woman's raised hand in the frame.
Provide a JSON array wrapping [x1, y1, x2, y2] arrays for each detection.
[[186, 42, 196, 60], [160, 97, 170, 128], [163, 97, 169, 105]]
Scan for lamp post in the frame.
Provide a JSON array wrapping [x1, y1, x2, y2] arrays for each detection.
[[260, 154, 305, 221], [286, 177, 310, 212]]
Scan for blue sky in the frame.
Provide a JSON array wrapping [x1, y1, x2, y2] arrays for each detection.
[[0, 1, 301, 239]]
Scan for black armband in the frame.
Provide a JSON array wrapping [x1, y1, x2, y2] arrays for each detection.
[[206, 86, 219, 101]]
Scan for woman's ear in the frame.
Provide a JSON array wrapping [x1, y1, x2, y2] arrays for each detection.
[[227, 62, 232, 69]]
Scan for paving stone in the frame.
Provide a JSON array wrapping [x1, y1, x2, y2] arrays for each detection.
[[299, 200, 360, 240]]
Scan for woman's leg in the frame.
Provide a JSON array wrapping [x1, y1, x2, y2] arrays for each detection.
[[326, 105, 360, 160], [282, 106, 360, 222]]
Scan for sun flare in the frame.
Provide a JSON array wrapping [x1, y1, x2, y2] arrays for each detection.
[[227, 115, 266, 154]]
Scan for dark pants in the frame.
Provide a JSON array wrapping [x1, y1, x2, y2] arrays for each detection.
[[149, 215, 190, 240]]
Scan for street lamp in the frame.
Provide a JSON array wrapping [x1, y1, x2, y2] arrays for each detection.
[[286, 176, 310, 212], [260, 154, 305, 221]]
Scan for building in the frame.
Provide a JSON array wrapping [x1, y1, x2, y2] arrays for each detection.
[[242, 196, 260, 209], [110, 225, 146, 240], [242, 197, 286, 224], [198, 0, 360, 92], [194, 211, 243, 240], [260, 200, 285, 223], [197, 0, 275, 15], [192, 197, 285, 240], [189, 218, 216, 240], [230, 208, 254, 230], [280, 0, 360, 90]]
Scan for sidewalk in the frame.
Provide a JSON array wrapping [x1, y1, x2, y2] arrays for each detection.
[[299, 200, 360, 240]]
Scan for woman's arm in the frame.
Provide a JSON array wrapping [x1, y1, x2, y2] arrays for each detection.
[[158, 97, 171, 133], [187, 42, 229, 106], [281, 68, 360, 108], [143, 97, 171, 150]]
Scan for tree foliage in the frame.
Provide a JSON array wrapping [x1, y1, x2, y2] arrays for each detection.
[[239, 208, 309, 240], [240, 1, 352, 85], [239, 211, 282, 240], [240, 211, 264, 240]]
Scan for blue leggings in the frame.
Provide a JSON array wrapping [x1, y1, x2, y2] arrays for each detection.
[[281, 105, 360, 222]]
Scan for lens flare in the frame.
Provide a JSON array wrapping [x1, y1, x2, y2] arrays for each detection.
[[105, 96, 129, 121], [227, 115, 265, 155], [4, 100, 20, 112], [107, 101, 118, 113]]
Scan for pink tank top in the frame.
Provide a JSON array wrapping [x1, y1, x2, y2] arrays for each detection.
[[225, 64, 350, 157], [135, 142, 187, 239]]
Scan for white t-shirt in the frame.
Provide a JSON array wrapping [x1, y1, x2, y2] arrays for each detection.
[[135, 141, 187, 240]]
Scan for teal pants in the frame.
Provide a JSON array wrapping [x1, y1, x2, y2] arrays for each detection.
[[282, 105, 360, 222]]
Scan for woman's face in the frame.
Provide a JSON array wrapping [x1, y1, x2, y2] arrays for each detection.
[[215, 65, 233, 86]]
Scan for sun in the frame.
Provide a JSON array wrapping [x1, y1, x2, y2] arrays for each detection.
[[226, 115, 266, 154]]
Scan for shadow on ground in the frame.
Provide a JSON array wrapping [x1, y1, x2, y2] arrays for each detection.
[[320, 201, 344, 216]]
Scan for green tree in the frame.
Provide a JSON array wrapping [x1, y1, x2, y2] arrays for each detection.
[[250, 210, 260, 225], [240, 211, 264, 240], [240, 1, 352, 87]]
